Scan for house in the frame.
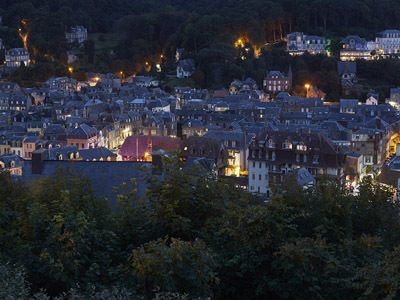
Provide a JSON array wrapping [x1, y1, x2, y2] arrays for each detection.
[[23, 136, 40, 159], [66, 124, 98, 150], [338, 61, 358, 96], [9, 93, 32, 111], [351, 127, 388, 167], [22, 152, 152, 205], [390, 88, 400, 108], [248, 129, 347, 196], [119, 135, 180, 161], [287, 32, 327, 55], [65, 26, 88, 45], [263, 66, 292, 93], [182, 119, 206, 138], [340, 99, 359, 113], [67, 50, 82, 64], [129, 76, 158, 87], [345, 153, 367, 189], [307, 86, 326, 99], [44, 124, 66, 140], [177, 59, 195, 78], [375, 30, 400, 56], [365, 92, 379, 105], [5, 48, 30, 67], [203, 130, 250, 176], [340, 35, 372, 61], [229, 78, 258, 95], [0, 154, 23, 176], [179, 136, 228, 175]]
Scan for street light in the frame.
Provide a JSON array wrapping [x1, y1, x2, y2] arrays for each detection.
[[68, 67, 73, 73], [305, 84, 310, 98]]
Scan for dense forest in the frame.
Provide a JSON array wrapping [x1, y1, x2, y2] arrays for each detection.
[[2, 155, 400, 299], [1, 0, 400, 96]]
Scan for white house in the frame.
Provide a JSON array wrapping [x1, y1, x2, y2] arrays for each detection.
[[177, 59, 195, 78]]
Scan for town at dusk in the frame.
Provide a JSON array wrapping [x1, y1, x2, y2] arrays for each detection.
[[2, 0, 400, 299]]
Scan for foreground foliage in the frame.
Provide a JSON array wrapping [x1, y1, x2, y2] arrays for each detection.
[[1, 157, 400, 299]]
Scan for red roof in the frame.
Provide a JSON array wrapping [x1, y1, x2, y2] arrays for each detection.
[[119, 135, 181, 159]]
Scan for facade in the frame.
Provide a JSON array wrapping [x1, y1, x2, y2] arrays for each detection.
[[5, 48, 30, 67], [287, 32, 327, 55], [263, 66, 292, 93], [375, 30, 400, 56], [351, 128, 388, 167], [338, 61, 358, 96], [248, 129, 346, 195], [390, 88, 400, 108], [177, 59, 195, 78], [340, 35, 372, 61], [65, 26, 88, 44], [66, 124, 98, 150]]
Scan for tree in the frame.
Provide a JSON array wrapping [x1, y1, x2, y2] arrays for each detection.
[[84, 40, 96, 64]]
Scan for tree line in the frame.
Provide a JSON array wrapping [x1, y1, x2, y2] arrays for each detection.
[[2, 154, 400, 299]]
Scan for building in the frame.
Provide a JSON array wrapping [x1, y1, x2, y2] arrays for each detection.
[[263, 66, 292, 93], [177, 59, 195, 78], [389, 88, 400, 108], [248, 129, 346, 196], [65, 26, 88, 45], [340, 35, 372, 61], [5, 48, 30, 67], [338, 61, 358, 96], [287, 32, 327, 55], [375, 30, 400, 56], [119, 135, 180, 161], [180, 136, 228, 175], [66, 124, 98, 150]]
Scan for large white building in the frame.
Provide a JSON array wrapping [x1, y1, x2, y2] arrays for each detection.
[[5, 48, 30, 67], [287, 32, 327, 55], [375, 30, 400, 56], [248, 129, 347, 196], [65, 26, 88, 45]]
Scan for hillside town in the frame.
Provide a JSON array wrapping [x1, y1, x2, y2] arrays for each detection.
[[1, 49, 400, 201]]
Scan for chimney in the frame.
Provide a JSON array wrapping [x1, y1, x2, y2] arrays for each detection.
[[32, 148, 47, 174], [152, 152, 163, 175]]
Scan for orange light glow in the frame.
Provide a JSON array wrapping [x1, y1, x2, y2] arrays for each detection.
[[305, 84, 310, 89], [68, 67, 73, 73]]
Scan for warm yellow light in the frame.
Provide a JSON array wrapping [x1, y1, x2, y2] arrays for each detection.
[[160, 54, 164, 58], [68, 67, 73, 73], [305, 84, 310, 89], [144, 152, 150, 157], [145, 62, 149, 65], [95, 77, 99, 81]]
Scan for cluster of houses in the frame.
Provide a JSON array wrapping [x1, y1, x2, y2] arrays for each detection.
[[287, 30, 400, 61], [1, 71, 400, 200]]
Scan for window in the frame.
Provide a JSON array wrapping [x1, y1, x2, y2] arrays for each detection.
[[267, 139, 275, 148], [259, 162, 262, 168], [313, 155, 319, 164], [253, 162, 256, 168], [283, 140, 292, 149], [259, 174, 262, 180], [296, 154, 300, 162], [252, 173, 255, 180], [297, 143, 307, 151]]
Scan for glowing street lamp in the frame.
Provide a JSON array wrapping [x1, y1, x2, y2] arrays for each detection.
[[68, 67, 73, 73], [305, 84, 310, 98]]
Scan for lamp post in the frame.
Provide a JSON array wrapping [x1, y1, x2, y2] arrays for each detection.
[[305, 84, 310, 98]]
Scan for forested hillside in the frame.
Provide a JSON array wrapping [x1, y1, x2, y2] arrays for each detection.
[[1, 0, 400, 96], [2, 156, 400, 299]]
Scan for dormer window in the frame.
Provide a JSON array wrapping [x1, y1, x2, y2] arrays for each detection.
[[283, 140, 292, 149], [297, 142, 307, 151], [267, 139, 275, 148]]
